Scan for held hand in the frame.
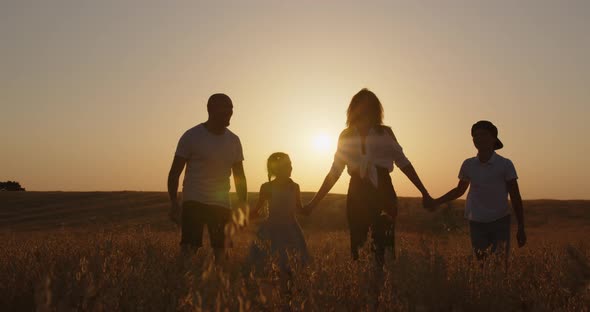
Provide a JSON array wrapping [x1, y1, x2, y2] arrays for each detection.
[[250, 207, 260, 218], [236, 200, 249, 216], [382, 206, 396, 219], [429, 198, 440, 211], [517, 226, 527, 247], [297, 206, 308, 216], [169, 201, 182, 226], [236, 201, 250, 227], [232, 201, 250, 229], [302, 202, 315, 216], [422, 194, 436, 211]]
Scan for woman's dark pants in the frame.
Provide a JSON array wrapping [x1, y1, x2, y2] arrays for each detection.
[[346, 170, 396, 264]]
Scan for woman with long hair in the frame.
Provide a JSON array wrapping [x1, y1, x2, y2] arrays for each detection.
[[305, 88, 432, 264]]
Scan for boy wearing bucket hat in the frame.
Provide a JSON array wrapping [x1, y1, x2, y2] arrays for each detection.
[[430, 121, 526, 261]]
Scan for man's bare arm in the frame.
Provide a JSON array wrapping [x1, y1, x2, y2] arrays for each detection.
[[168, 156, 187, 205], [232, 161, 248, 208]]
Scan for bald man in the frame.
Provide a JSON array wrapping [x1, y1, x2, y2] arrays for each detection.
[[168, 93, 248, 262]]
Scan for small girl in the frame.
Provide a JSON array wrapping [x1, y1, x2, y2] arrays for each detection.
[[248, 152, 310, 273]]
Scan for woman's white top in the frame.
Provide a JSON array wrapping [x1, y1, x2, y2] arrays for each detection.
[[329, 126, 411, 187]]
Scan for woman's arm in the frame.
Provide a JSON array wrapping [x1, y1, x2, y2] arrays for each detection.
[[306, 131, 346, 211], [307, 173, 339, 209], [399, 163, 436, 209], [387, 128, 432, 208], [399, 164, 429, 196]]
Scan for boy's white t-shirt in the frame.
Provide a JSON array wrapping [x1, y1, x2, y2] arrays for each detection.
[[175, 123, 244, 209], [459, 152, 518, 223]]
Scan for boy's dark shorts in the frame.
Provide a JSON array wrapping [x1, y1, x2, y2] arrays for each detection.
[[469, 214, 511, 259], [181, 201, 231, 248]]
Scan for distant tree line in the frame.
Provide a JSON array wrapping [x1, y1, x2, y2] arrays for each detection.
[[0, 181, 25, 191]]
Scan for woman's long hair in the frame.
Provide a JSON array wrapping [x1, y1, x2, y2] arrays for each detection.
[[346, 88, 384, 128]]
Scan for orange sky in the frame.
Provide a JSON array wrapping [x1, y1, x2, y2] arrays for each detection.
[[2, 1, 589, 199]]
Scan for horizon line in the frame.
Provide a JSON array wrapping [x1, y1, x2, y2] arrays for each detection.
[[4, 190, 589, 201]]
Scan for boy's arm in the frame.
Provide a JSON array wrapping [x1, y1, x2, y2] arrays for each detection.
[[507, 178, 526, 247], [434, 180, 470, 206]]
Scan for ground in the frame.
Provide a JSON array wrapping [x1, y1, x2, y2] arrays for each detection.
[[1, 192, 589, 311]]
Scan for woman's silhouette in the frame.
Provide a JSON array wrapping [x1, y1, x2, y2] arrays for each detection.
[[305, 88, 432, 263]]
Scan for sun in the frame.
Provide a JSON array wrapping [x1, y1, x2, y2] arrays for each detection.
[[312, 133, 334, 153]]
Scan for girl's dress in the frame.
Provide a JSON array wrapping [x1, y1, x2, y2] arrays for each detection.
[[249, 180, 310, 272]]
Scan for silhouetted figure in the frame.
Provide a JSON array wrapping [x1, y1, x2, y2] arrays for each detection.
[[305, 89, 432, 264], [167, 93, 247, 263], [430, 120, 526, 265], [248, 153, 310, 273], [0, 181, 25, 191]]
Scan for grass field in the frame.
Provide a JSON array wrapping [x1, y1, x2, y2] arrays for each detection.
[[1, 192, 589, 311]]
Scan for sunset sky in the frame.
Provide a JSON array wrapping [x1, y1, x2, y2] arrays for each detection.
[[2, 0, 589, 199]]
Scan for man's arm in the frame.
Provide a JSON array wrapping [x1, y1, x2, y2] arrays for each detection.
[[167, 156, 187, 224], [433, 180, 470, 206], [232, 161, 248, 210], [507, 178, 526, 247], [168, 156, 187, 203]]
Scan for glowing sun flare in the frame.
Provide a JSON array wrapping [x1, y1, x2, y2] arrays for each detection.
[[312, 133, 333, 153]]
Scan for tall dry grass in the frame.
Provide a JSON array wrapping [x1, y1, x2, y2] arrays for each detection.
[[2, 193, 590, 310], [1, 227, 589, 311]]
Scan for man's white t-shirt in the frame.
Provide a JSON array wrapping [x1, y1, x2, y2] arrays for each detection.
[[175, 123, 244, 209], [459, 152, 518, 223]]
